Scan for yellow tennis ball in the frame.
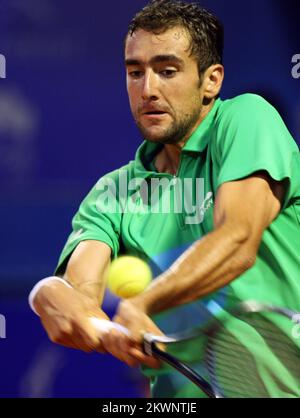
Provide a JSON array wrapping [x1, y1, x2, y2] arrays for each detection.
[[107, 256, 152, 298]]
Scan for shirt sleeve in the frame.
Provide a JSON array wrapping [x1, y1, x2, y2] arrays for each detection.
[[55, 171, 123, 275], [215, 94, 300, 208]]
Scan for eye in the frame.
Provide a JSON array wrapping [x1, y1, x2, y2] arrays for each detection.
[[128, 71, 143, 79], [160, 69, 177, 78]]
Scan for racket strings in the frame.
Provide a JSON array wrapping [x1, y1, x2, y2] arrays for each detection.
[[244, 316, 300, 378], [206, 334, 267, 397], [204, 313, 300, 397], [207, 330, 300, 375]]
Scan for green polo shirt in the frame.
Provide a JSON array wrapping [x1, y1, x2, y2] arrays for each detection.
[[56, 94, 300, 397]]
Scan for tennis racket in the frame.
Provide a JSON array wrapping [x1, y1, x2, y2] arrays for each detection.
[[90, 300, 300, 398]]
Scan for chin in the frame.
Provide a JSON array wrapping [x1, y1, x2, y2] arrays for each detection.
[[137, 122, 178, 144], [141, 128, 167, 142]]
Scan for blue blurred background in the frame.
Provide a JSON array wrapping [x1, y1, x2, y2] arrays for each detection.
[[0, 0, 299, 397]]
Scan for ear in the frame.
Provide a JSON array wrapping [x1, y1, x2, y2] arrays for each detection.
[[202, 64, 224, 99]]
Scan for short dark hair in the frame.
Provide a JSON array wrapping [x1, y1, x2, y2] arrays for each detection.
[[127, 0, 224, 76]]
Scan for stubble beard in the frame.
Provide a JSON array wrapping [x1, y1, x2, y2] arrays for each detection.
[[135, 106, 202, 145]]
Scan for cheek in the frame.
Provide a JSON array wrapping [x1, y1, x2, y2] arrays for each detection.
[[171, 90, 201, 115], [165, 78, 201, 105], [182, 86, 202, 109], [127, 87, 139, 111]]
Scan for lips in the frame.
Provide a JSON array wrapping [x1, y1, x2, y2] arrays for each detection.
[[141, 107, 168, 116], [144, 111, 165, 115]]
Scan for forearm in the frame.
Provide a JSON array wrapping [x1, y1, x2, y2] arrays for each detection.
[[63, 240, 111, 303], [131, 223, 256, 315], [28, 240, 112, 353], [33, 240, 111, 315]]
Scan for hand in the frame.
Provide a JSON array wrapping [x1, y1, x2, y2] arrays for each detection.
[[100, 299, 163, 368], [35, 280, 109, 353]]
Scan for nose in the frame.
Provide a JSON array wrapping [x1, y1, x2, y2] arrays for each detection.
[[142, 70, 159, 101]]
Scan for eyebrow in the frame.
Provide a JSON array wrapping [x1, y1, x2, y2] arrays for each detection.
[[125, 55, 184, 67]]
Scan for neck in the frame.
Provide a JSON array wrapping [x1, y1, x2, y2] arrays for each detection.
[[155, 99, 215, 175]]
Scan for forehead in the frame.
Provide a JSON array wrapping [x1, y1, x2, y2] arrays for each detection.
[[125, 26, 192, 61]]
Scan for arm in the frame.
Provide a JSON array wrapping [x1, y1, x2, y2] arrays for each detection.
[[127, 172, 284, 315], [63, 239, 111, 302], [107, 173, 284, 359], [33, 240, 112, 352], [34, 240, 161, 366]]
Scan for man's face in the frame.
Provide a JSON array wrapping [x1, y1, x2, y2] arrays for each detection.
[[125, 26, 205, 145]]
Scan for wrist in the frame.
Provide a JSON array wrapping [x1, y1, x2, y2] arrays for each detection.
[[127, 270, 175, 315], [28, 276, 72, 316], [127, 293, 155, 315]]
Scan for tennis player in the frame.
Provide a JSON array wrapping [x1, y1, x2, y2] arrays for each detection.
[[29, 0, 300, 397]]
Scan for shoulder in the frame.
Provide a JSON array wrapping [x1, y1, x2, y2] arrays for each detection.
[[214, 94, 286, 140], [217, 93, 278, 122], [211, 94, 290, 157]]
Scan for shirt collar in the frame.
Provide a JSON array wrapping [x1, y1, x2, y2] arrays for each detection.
[[134, 141, 162, 177]]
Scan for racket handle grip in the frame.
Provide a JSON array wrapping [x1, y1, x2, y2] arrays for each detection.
[[89, 317, 130, 337]]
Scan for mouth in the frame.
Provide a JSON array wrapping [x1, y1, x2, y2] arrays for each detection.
[[142, 110, 168, 118], [144, 110, 165, 114]]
